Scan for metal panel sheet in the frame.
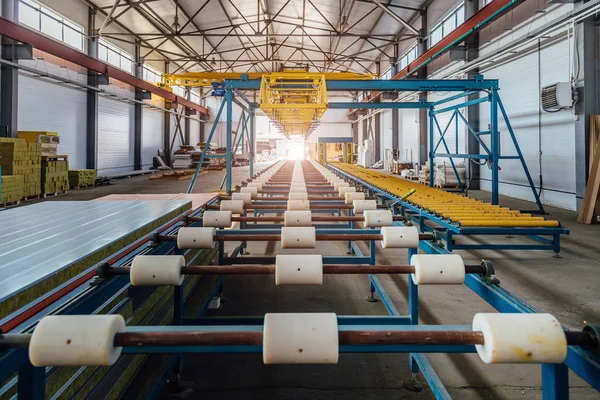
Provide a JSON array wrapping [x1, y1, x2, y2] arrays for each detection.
[[0, 200, 190, 305], [98, 96, 134, 175], [94, 193, 217, 210]]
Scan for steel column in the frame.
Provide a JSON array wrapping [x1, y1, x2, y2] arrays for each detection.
[[418, 10, 428, 165], [163, 61, 172, 166], [249, 107, 255, 177], [225, 89, 233, 191], [0, 0, 18, 138], [465, 0, 480, 189], [374, 114, 381, 162], [184, 88, 191, 146], [428, 107, 434, 187], [490, 89, 499, 205], [133, 40, 143, 170], [86, 8, 98, 169]]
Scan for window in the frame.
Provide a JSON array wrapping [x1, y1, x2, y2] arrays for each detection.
[[190, 90, 202, 104], [428, 3, 465, 49], [98, 39, 134, 74], [398, 44, 418, 69], [143, 64, 162, 84], [18, 0, 84, 50]]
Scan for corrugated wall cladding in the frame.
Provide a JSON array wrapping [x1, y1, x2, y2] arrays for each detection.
[[142, 108, 164, 169], [399, 108, 419, 164], [98, 96, 134, 175], [18, 72, 87, 169], [478, 38, 576, 210]]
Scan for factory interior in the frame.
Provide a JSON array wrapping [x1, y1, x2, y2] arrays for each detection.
[[0, 0, 600, 399]]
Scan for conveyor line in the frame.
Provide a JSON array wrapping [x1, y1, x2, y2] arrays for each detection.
[[330, 163, 560, 228]]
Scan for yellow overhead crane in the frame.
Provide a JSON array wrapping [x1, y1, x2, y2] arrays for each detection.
[[158, 70, 376, 138]]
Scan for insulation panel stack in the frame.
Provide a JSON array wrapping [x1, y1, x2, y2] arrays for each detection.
[[68, 169, 96, 188], [41, 157, 69, 194], [0, 138, 41, 199], [0, 175, 24, 204]]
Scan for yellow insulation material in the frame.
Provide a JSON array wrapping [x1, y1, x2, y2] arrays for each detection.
[[331, 163, 560, 228]]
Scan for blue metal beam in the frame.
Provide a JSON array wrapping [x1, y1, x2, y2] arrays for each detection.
[[328, 102, 432, 109]]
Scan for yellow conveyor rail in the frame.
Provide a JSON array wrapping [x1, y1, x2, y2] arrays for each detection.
[[330, 163, 560, 228]]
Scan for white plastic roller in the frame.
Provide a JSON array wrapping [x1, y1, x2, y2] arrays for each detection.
[[232, 192, 252, 205], [130, 255, 184, 286], [275, 254, 323, 285], [178, 227, 216, 249], [472, 313, 567, 364], [29, 315, 125, 366], [333, 182, 350, 191], [287, 199, 310, 211], [345, 191, 365, 205], [353, 199, 377, 214], [247, 182, 263, 192], [288, 192, 309, 201], [380, 226, 419, 248], [263, 313, 338, 364], [338, 186, 356, 196], [241, 186, 258, 199], [410, 254, 465, 285], [202, 210, 233, 228], [289, 186, 307, 193], [220, 199, 245, 214], [363, 210, 393, 227], [284, 210, 312, 227], [280, 226, 316, 248]]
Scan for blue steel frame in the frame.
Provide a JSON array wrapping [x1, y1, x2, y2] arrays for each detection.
[[328, 164, 569, 254], [185, 75, 531, 205], [429, 89, 545, 213]]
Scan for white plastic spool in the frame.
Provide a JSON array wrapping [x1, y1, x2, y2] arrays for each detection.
[[284, 210, 312, 227], [288, 192, 309, 201], [275, 254, 323, 285], [220, 200, 245, 214], [472, 313, 567, 364], [380, 226, 419, 248], [287, 199, 310, 211], [241, 186, 258, 199], [280, 226, 316, 248], [202, 210, 233, 228], [338, 186, 356, 196], [410, 254, 465, 285], [353, 199, 377, 214], [177, 227, 216, 249], [29, 315, 125, 366], [130, 255, 184, 286], [232, 192, 252, 205], [363, 210, 393, 227], [345, 192, 365, 205], [247, 182, 263, 192], [333, 182, 350, 191], [263, 313, 338, 364]]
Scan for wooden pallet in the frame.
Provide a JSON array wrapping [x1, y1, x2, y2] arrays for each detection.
[[0, 199, 21, 208], [149, 170, 207, 181], [22, 194, 41, 202], [41, 155, 68, 162], [435, 183, 460, 189], [71, 184, 95, 190], [403, 176, 419, 181], [43, 190, 68, 198]]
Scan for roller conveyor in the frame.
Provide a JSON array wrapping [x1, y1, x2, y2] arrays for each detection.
[[330, 162, 559, 227]]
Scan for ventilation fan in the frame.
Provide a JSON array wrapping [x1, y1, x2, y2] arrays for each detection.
[[541, 82, 573, 112]]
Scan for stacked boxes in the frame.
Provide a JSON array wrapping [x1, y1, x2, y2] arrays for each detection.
[[41, 158, 69, 194], [0, 175, 24, 204], [0, 138, 42, 199], [68, 169, 96, 188]]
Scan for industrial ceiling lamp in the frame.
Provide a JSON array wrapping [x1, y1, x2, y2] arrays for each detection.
[[210, 57, 217, 67]]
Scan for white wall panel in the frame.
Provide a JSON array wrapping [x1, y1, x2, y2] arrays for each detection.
[[478, 38, 576, 210], [381, 111, 393, 168], [399, 108, 419, 164], [142, 108, 163, 169], [190, 118, 201, 146], [98, 96, 134, 175], [18, 72, 87, 169]]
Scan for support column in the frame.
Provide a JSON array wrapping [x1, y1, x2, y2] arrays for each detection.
[[163, 61, 171, 166], [465, 0, 480, 189], [374, 114, 381, 162], [249, 106, 255, 177], [418, 10, 428, 165], [0, 0, 19, 137], [362, 118, 367, 145], [184, 88, 191, 145], [352, 122, 358, 145], [390, 55, 399, 153], [225, 89, 233, 191], [574, 18, 597, 210], [86, 7, 99, 169], [199, 119, 205, 142], [133, 40, 143, 170]]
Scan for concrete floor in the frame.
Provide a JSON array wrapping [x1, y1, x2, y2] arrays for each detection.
[[18, 164, 599, 399]]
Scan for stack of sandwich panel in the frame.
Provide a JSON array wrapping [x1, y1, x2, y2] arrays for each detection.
[[0, 138, 41, 198]]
